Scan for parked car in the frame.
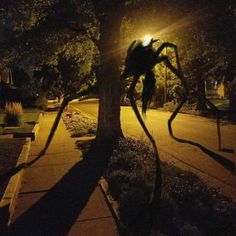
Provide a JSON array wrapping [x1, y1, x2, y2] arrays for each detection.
[[47, 98, 61, 110]]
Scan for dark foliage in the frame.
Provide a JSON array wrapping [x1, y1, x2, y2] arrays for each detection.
[[106, 138, 236, 235]]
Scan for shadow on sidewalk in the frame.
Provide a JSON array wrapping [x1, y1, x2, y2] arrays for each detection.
[[172, 136, 235, 174], [5, 151, 109, 235]]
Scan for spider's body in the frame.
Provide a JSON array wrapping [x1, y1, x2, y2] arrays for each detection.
[[121, 37, 189, 203], [122, 40, 157, 78], [122, 38, 186, 116]]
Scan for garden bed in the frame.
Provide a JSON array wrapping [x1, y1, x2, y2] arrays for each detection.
[[0, 139, 25, 199], [63, 110, 97, 137], [62, 108, 236, 235]]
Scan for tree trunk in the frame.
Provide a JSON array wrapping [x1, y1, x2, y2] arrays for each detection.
[[94, 8, 124, 145], [196, 76, 207, 111], [229, 79, 236, 121]]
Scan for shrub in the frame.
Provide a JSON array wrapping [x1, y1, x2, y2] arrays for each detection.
[[71, 126, 96, 137], [106, 138, 236, 235], [4, 102, 23, 126], [162, 101, 200, 115], [105, 138, 155, 227]]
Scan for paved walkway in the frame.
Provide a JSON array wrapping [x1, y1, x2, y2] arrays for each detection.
[[9, 112, 118, 235]]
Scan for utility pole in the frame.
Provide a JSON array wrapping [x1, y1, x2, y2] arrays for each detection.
[[164, 47, 168, 103]]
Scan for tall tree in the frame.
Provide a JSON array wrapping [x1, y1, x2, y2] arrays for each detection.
[[91, 0, 125, 145]]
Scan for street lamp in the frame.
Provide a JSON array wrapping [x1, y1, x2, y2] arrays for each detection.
[[142, 35, 152, 46], [164, 46, 168, 103]]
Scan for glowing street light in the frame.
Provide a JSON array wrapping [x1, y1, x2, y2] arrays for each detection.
[[142, 35, 152, 46]]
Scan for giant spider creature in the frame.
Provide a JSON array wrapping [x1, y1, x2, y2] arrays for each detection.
[[122, 37, 223, 152], [121, 38, 188, 204], [121, 38, 225, 203]]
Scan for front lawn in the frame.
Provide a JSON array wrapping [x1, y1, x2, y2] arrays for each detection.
[[0, 108, 41, 125], [0, 139, 25, 199], [209, 99, 229, 111], [0, 109, 41, 135]]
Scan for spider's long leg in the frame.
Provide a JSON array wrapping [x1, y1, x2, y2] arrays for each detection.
[[157, 46, 188, 137], [27, 96, 71, 166], [128, 75, 162, 204], [157, 43, 222, 151]]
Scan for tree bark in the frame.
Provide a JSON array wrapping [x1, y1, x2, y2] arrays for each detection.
[[229, 79, 236, 121], [93, 4, 124, 145], [196, 76, 207, 111]]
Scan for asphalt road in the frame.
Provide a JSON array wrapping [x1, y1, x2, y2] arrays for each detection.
[[69, 99, 236, 198]]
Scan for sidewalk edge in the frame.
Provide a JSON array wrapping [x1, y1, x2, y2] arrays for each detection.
[[0, 138, 31, 227]]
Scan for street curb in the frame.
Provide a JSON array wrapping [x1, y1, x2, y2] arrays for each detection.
[[13, 123, 39, 140], [99, 178, 122, 235], [0, 138, 31, 227]]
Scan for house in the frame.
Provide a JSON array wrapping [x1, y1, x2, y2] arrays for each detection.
[[0, 68, 13, 85], [0, 68, 22, 107], [205, 78, 228, 99]]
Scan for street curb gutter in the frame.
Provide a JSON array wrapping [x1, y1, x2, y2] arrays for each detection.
[[0, 138, 31, 228], [13, 124, 39, 140], [99, 178, 122, 236]]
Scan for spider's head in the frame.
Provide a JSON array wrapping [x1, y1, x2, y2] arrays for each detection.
[[142, 37, 159, 47]]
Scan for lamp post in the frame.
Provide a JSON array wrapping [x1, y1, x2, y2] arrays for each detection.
[[164, 46, 168, 103]]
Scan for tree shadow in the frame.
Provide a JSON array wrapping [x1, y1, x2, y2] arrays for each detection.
[[5, 146, 110, 236], [172, 135, 235, 174]]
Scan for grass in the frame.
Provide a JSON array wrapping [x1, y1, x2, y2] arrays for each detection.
[[0, 107, 40, 196], [209, 98, 229, 111], [0, 108, 41, 125], [0, 108, 41, 135], [161, 99, 230, 114], [0, 139, 25, 199], [161, 101, 201, 115]]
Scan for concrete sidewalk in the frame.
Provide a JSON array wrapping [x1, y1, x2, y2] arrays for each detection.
[[9, 112, 118, 235]]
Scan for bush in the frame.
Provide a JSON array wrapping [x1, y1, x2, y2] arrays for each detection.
[[105, 138, 236, 235], [162, 101, 200, 115], [4, 102, 23, 126], [71, 126, 96, 137], [105, 138, 155, 227]]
